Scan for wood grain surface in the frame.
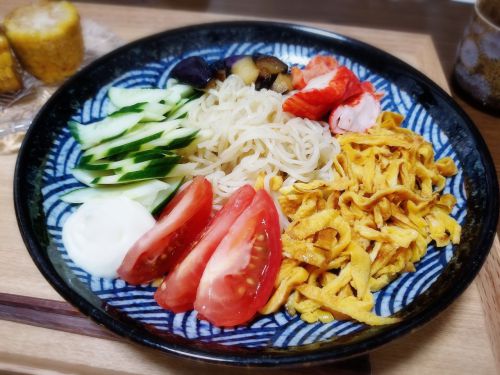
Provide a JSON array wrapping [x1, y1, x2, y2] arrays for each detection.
[[0, 2, 498, 375]]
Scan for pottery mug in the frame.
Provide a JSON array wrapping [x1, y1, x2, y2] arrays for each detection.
[[453, 0, 500, 112]]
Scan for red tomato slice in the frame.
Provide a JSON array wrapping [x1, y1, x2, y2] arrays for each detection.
[[154, 185, 256, 312], [194, 189, 282, 327], [117, 176, 213, 285]]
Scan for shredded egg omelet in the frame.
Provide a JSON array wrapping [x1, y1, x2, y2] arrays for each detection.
[[260, 112, 461, 326]]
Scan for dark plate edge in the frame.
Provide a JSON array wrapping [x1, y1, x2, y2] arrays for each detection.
[[13, 20, 500, 367]]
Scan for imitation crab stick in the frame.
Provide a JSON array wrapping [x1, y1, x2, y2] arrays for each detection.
[[283, 66, 362, 120], [329, 82, 382, 134], [284, 55, 382, 134]]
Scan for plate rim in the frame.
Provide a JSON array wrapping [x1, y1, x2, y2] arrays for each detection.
[[13, 20, 499, 367]]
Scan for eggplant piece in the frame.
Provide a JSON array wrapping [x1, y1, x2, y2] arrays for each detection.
[[255, 74, 277, 90], [254, 54, 288, 77], [224, 55, 247, 69], [210, 59, 228, 82], [231, 56, 260, 85], [271, 73, 293, 94], [170, 56, 214, 89]]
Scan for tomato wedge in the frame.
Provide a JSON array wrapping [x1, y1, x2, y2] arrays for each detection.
[[194, 189, 282, 327], [117, 176, 213, 284], [154, 185, 256, 312]]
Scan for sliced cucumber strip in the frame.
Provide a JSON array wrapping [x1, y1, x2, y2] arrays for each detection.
[[130, 127, 199, 154], [64, 82, 198, 203], [163, 127, 199, 149], [91, 163, 179, 185], [165, 78, 178, 88], [108, 102, 170, 121], [60, 179, 170, 204], [165, 163, 197, 177], [165, 98, 189, 118], [148, 177, 184, 215], [124, 149, 176, 160], [70, 101, 178, 150], [108, 88, 170, 109], [115, 156, 180, 174], [89, 163, 194, 185], [72, 168, 110, 186], [108, 102, 146, 117], [77, 150, 178, 171], [80, 120, 181, 164], [164, 84, 195, 104], [108, 85, 195, 110], [167, 97, 201, 120], [68, 112, 143, 150]]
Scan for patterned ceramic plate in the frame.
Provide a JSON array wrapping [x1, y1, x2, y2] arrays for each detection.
[[14, 22, 499, 366]]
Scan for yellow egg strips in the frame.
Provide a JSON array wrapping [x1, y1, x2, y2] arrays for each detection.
[[260, 112, 462, 326]]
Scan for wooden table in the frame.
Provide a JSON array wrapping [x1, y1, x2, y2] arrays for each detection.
[[0, 2, 499, 374]]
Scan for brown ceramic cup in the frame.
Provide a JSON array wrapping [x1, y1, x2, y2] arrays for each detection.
[[453, 0, 500, 112]]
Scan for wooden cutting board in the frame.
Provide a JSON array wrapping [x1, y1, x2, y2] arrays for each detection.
[[0, 3, 498, 374]]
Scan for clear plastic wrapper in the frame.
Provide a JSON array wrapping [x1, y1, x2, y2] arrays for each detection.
[[0, 19, 123, 154]]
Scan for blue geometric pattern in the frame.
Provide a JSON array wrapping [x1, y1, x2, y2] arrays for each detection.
[[40, 43, 466, 349]]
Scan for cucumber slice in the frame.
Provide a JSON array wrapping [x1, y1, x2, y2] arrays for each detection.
[[163, 128, 199, 149], [167, 97, 201, 120], [165, 78, 178, 88], [125, 149, 176, 160], [69, 102, 176, 150], [108, 102, 170, 121], [108, 102, 170, 118], [148, 177, 184, 215], [108, 88, 170, 109], [91, 163, 178, 185], [150, 127, 198, 149], [80, 120, 181, 164], [165, 98, 189, 118], [72, 168, 110, 186], [167, 163, 196, 176], [130, 127, 199, 154], [106, 148, 176, 163], [164, 84, 195, 104], [115, 156, 180, 173], [108, 102, 146, 117], [77, 150, 178, 171], [90, 163, 195, 185], [68, 112, 143, 150], [108, 85, 195, 110], [60, 179, 170, 204]]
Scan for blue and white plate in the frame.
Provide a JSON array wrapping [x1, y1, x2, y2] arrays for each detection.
[[14, 22, 499, 366]]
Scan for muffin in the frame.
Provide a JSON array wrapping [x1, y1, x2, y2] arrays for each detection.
[[4, 1, 84, 84], [0, 32, 23, 93]]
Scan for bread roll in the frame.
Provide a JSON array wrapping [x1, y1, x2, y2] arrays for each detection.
[[4, 1, 84, 84], [0, 33, 23, 93]]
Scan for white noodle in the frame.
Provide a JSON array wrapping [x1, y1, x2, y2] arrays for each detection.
[[181, 75, 341, 226]]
